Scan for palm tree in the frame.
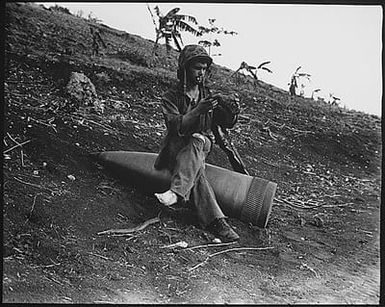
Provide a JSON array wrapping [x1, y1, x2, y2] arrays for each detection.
[[289, 66, 311, 96], [311, 88, 321, 100], [255, 61, 273, 80], [230, 61, 272, 87], [147, 4, 200, 54], [230, 61, 257, 80], [298, 73, 311, 97], [198, 39, 221, 56], [329, 93, 341, 105]]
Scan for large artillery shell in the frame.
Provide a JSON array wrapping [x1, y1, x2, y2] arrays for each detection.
[[93, 151, 277, 228]]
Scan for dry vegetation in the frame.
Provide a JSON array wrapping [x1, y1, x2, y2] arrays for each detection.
[[3, 3, 381, 304]]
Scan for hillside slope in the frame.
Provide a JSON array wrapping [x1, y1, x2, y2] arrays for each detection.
[[3, 3, 382, 304]]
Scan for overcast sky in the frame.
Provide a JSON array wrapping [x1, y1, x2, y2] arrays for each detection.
[[40, 3, 382, 116]]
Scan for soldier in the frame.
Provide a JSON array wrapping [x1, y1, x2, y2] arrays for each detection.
[[153, 45, 245, 242], [289, 74, 298, 96], [90, 27, 106, 56]]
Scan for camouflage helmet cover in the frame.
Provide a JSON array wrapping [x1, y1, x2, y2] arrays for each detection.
[[177, 44, 213, 80]]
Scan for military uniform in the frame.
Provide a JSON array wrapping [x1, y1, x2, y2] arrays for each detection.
[[154, 45, 239, 228]]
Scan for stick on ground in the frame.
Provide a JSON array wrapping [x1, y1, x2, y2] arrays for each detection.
[[3, 139, 31, 154], [24, 193, 39, 225], [188, 246, 274, 272], [97, 216, 160, 236]]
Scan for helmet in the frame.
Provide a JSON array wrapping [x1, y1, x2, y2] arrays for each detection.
[[177, 44, 213, 80]]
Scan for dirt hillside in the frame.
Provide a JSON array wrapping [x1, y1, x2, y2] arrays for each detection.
[[3, 3, 382, 304]]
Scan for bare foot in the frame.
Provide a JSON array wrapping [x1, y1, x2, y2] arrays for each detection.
[[154, 190, 178, 206]]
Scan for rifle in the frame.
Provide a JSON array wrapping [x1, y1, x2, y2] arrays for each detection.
[[199, 83, 249, 175], [212, 124, 249, 175]]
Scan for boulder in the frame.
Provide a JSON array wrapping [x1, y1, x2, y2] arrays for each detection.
[[66, 72, 97, 104], [66, 72, 104, 113]]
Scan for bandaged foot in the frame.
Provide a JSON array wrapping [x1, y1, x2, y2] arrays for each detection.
[[154, 190, 178, 206]]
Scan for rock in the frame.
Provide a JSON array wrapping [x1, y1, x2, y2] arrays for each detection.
[[66, 72, 97, 106], [67, 174, 76, 181]]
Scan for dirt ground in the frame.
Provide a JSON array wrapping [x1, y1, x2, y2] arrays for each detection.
[[2, 3, 382, 304]]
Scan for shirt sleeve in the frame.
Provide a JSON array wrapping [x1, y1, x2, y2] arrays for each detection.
[[161, 92, 182, 136], [161, 91, 197, 137]]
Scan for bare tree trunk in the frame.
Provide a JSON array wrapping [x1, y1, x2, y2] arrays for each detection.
[[230, 68, 241, 78], [152, 33, 161, 56], [171, 33, 182, 52], [250, 70, 258, 81]]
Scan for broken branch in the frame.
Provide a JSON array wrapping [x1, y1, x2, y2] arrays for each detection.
[[300, 263, 320, 278], [275, 197, 327, 210], [97, 216, 160, 236], [20, 149, 25, 167], [87, 252, 113, 261], [28, 117, 57, 133], [24, 193, 39, 225], [188, 246, 274, 271], [3, 139, 31, 154], [6, 132, 20, 145], [285, 126, 314, 134], [262, 126, 277, 140], [13, 176, 53, 192], [186, 241, 237, 251], [260, 157, 279, 167], [6, 132, 26, 166]]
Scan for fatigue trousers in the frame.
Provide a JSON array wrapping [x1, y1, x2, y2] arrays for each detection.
[[170, 134, 225, 227]]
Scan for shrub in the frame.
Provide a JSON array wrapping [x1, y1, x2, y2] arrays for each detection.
[[49, 5, 72, 15]]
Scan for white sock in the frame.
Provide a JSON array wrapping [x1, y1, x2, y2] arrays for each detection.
[[192, 133, 206, 144], [154, 190, 178, 206]]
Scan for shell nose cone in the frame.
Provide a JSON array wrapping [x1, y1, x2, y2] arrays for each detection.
[[89, 151, 103, 161]]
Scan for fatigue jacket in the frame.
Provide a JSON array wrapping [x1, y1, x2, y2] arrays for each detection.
[[154, 84, 237, 171]]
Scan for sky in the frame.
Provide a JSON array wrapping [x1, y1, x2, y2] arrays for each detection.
[[39, 3, 382, 116]]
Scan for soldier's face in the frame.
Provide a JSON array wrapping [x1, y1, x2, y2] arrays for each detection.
[[186, 60, 208, 85]]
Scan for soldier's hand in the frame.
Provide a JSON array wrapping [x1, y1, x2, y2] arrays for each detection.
[[195, 96, 218, 114]]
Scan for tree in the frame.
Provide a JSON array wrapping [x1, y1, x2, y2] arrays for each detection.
[[256, 61, 273, 80], [87, 11, 103, 23], [75, 10, 83, 18], [197, 18, 237, 56], [197, 39, 221, 56], [289, 66, 311, 96], [49, 4, 72, 15], [231, 61, 257, 80], [147, 4, 200, 54], [329, 93, 341, 106], [230, 60, 272, 85], [289, 75, 297, 96], [311, 88, 321, 100]]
